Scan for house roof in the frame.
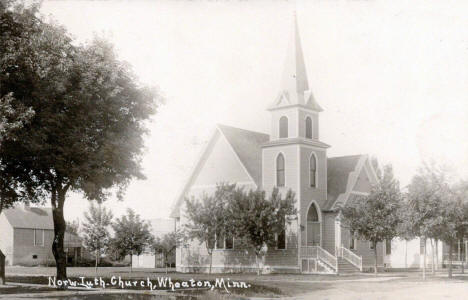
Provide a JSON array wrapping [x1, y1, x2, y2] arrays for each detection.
[[171, 124, 367, 217], [3, 206, 54, 230], [2, 206, 83, 247]]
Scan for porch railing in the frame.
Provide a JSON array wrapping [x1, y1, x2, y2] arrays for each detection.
[[300, 246, 337, 272], [318, 246, 338, 271], [339, 246, 362, 271], [299, 245, 318, 258]]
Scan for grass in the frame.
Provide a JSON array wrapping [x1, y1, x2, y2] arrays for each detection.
[[5, 267, 468, 299]]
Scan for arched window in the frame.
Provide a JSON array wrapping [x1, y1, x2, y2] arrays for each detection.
[[279, 116, 288, 138], [307, 204, 319, 222], [309, 154, 317, 188], [276, 153, 285, 187], [305, 117, 313, 139]]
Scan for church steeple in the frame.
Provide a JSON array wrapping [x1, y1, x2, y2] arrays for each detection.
[[281, 15, 308, 94], [269, 15, 322, 112]]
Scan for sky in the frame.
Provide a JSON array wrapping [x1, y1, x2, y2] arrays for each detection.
[[37, 0, 468, 223]]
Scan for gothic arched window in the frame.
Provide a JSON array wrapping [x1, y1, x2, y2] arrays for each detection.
[[276, 153, 285, 187], [309, 154, 317, 188], [305, 116, 313, 139], [279, 116, 288, 138], [307, 203, 319, 222]]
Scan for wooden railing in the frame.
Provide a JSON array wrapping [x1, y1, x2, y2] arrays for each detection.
[[318, 246, 338, 271], [299, 246, 318, 258], [300, 246, 337, 272], [339, 246, 362, 271]]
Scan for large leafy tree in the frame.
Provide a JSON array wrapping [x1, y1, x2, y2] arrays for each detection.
[[0, 2, 158, 280], [81, 203, 113, 272], [226, 187, 296, 275], [341, 162, 402, 274], [0, 2, 38, 216], [109, 209, 154, 272], [0, 3, 41, 285], [184, 183, 235, 274]]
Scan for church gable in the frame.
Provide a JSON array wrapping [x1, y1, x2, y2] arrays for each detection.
[[170, 125, 267, 218], [191, 131, 254, 187], [352, 167, 372, 193]]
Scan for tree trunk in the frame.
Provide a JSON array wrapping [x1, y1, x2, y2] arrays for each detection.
[[51, 187, 68, 283], [0, 249, 5, 285], [256, 253, 261, 276], [165, 253, 168, 274], [373, 241, 378, 275], [448, 241, 453, 278], [435, 239, 439, 271], [422, 237, 426, 280], [461, 239, 465, 274], [405, 240, 407, 269], [209, 252, 213, 274], [130, 251, 133, 273], [0, 199, 5, 285], [431, 239, 435, 275], [95, 249, 99, 274]]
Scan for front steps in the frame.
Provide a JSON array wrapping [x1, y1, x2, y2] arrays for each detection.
[[338, 257, 361, 273]]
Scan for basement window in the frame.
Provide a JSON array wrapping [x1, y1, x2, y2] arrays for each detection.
[[32, 255, 38, 259]]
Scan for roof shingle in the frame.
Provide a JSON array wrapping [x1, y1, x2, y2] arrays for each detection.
[[3, 207, 54, 230]]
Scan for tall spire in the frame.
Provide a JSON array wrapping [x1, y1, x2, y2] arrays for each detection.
[[269, 13, 322, 111], [281, 13, 309, 94]]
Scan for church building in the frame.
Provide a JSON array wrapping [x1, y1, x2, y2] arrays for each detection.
[[170, 18, 385, 274]]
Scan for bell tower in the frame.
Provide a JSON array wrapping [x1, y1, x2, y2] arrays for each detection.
[[268, 15, 324, 142], [262, 16, 330, 249]]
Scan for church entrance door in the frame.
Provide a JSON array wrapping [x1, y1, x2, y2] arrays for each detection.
[[306, 203, 321, 246]]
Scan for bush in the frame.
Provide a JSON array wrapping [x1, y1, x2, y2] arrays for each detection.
[[71, 258, 113, 267]]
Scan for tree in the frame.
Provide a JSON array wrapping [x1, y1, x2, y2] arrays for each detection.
[[404, 163, 448, 278], [0, 2, 158, 281], [65, 220, 80, 236], [0, 7, 37, 216], [109, 209, 154, 272], [184, 183, 234, 274], [436, 180, 468, 278], [227, 187, 296, 275], [152, 230, 184, 274], [81, 203, 113, 272], [0, 4, 40, 284], [341, 162, 402, 274]]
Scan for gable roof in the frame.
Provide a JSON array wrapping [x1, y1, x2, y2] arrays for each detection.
[[324, 155, 363, 210], [217, 124, 269, 185], [170, 125, 268, 218], [3, 207, 54, 230], [2, 206, 84, 247], [170, 124, 370, 217]]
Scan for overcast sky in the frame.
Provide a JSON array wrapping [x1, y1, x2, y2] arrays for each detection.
[[38, 0, 468, 223]]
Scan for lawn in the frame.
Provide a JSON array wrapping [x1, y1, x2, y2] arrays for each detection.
[[4, 267, 468, 299]]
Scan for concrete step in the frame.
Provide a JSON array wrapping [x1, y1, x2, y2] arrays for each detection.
[[337, 258, 361, 273]]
